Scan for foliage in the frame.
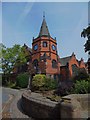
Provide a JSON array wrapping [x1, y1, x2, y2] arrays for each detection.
[[1, 44, 32, 84], [16, 72, 29, 88], [6, 81, 16, 88], [71, 79, 90, 94], [32, 74, 58, 91], [1, 44, 30, 74], [55, 77, 90, 96], [55, 80, 74, 96], [43, 77, 58, 90], [73, 68, 89, 82], [81, 26, 90, 54], [32, 74, 46, 90], [46, 95, 61, 102]]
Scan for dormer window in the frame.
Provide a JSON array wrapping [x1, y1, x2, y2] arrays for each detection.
[[43, 42, 47, 47]]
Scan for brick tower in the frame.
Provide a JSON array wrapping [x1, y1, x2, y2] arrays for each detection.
[[32, 14, 60, 79]]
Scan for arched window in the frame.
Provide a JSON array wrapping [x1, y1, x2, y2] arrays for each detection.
[[72, 64, 79, 76], [33, 59, 38, 68], [43, 41, 47, 47], [52, 59, 57, 68]]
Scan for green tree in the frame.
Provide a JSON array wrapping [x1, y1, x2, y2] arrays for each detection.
[[1, 44, 29, 74], [81, 26, 90, 54], [16, 72, 29, 88]]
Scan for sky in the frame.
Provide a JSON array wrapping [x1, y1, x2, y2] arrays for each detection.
[[1, 2, 89, 61]]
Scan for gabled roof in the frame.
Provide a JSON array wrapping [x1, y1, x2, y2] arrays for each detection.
[[59, 53, 76, 66], [23, 44, 32, 53], [38, 16, 50, 37], [59, 56, 71, 66]]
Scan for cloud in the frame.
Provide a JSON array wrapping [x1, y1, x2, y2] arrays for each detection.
[[16, 2, 35, 26]]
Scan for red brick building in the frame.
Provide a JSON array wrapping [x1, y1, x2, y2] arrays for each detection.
[[31, 15, 86, 80], [13, 15, 87, 80]]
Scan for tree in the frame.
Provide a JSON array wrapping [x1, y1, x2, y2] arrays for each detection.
[[1, 44, 31, 75], [81, 26, 90, 54]]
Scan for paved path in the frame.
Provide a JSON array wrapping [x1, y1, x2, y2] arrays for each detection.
[[1, 87, 33, 119]]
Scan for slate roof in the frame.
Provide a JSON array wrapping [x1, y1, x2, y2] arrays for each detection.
[[39, 17, 50, 37], [59, 56, 71, 66]]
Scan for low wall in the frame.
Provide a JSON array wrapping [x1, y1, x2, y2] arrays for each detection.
[[60, 94, 90, 119], [21, 91, 90, 119], [22, 91, 60, 119]]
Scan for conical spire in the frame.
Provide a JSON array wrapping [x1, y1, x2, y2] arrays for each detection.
[[39, 13, 50, 37]]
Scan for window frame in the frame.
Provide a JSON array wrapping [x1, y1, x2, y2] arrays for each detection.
[[52, 45, 56, 51], [43, 41, 47, 47], [33, 44, 38, 51], [52, 59, 57, 68]]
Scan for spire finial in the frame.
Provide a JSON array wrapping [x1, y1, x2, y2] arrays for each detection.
[[43, 11, 45, 19]]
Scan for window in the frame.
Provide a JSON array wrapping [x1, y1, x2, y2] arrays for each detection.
[[33, 59, 38, 68], [33, 59, 38, 73], [52, 59, 57, 68], [33, 44, 38, 51], [52, 45, 56, 51], [72, 64, 79, 76], [43, 42, 47, 47]]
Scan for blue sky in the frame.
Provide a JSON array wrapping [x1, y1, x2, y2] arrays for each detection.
[[2, 2, 88, 61]]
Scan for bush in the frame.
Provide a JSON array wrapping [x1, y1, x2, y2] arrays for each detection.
[[32, 74, 46, 90], [73, 69, 89, 82], [55, 80, 74, 96], [16, 72, 29, 88], [72, 79, 90, 94], [44, 78, 58, 90], [32, 74, 58, 91]]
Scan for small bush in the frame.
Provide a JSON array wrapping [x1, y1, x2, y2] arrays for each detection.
[[55, 80, 74, 96], [32, 74, 58, 91], [32, 74, 46, 90], [16, 72, 29, 88], [72, 80, 90, 94]]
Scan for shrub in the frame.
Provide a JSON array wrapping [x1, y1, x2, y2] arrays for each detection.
[[55, 80, 74, 96], [72, 80, 90, 94], [16, 72, 29, 88], [73, 69, 89, 82], [32, 74, 58, 91], [44, 78, 58, 90], [32, 74, 46, 90]]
